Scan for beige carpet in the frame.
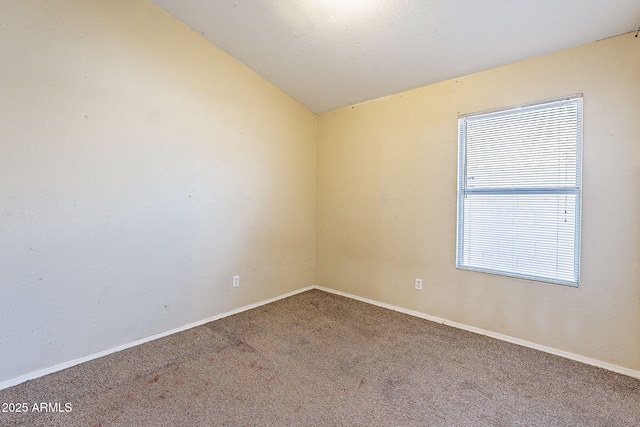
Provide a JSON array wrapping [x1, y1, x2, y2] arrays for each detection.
[[1, 289, 639, 426]]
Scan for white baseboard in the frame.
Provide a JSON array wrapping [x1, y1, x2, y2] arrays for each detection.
[[0, 286, 314, 391], [314, 286, 640, 380]]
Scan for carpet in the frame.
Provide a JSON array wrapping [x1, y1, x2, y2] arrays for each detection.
[[1, 289, 638, 426]]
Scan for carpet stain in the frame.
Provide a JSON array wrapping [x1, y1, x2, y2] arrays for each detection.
[[294, 334, 311, 346], [382, 377, 409, 402], [248, 361, 268, 371], [231, 338, 256, 353], [339, 355, 364, 373]]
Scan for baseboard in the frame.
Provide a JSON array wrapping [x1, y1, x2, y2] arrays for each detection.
[[314, 286, 640, 380], [0, 286, 314, 391]]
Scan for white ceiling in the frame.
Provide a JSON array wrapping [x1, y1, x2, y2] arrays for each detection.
[[150, 0, 640, 113]]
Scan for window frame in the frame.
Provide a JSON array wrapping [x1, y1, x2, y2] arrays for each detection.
[[456, 94, 583, 287]]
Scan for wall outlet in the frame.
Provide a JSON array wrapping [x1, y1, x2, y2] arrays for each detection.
[[415, 278, 423, 291], [233, 275, 240, 288]]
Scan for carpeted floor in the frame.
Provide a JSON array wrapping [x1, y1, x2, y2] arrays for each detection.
[[1, 289, 639, 426]]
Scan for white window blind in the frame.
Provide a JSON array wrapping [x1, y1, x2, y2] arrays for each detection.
[[457, 95, 583, 286]]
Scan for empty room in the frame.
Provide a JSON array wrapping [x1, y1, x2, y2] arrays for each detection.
[[1, 0, 639, 425]]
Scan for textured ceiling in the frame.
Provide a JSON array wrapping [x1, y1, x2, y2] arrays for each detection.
[[150, 0, 640, 113]]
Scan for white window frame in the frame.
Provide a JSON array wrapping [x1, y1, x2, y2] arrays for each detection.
[[456, 95, 583, 287]]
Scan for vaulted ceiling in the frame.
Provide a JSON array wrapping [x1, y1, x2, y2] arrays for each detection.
[[150, 0, 640, 113]]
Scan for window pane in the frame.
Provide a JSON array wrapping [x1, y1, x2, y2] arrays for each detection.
[[457, 95, 582, 286], [461, 193, 577, 284], [465, 102, 579, 189]]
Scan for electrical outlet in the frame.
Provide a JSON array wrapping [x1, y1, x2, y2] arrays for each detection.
[[415, 278, 423, 291], [233, 275, 240, 288]]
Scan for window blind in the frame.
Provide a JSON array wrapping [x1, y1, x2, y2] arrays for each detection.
[[457, 95, 583, 286]]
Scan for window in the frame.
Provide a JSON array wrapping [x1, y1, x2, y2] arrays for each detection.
[[456, 95, 583, 286]]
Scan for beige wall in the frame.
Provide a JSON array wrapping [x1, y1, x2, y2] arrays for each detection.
[[0, 0, 316, 383], [317, 34, 640, 371]]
